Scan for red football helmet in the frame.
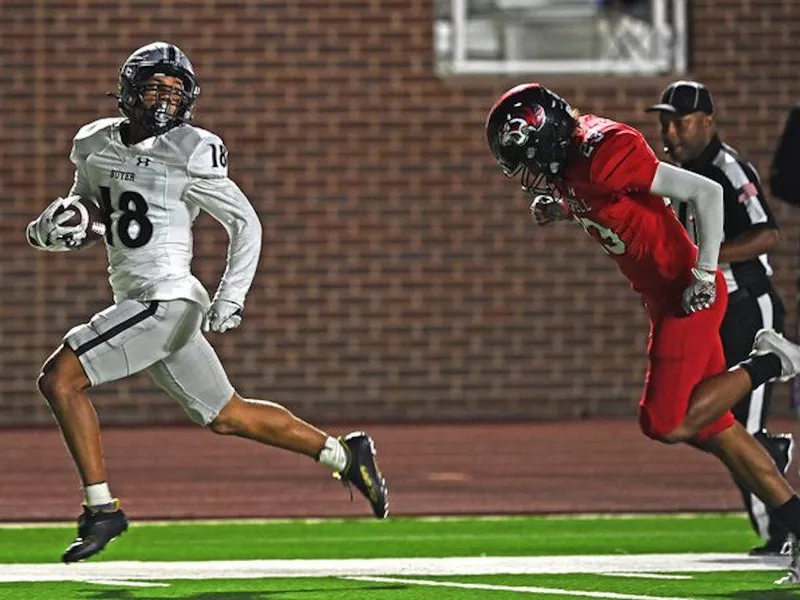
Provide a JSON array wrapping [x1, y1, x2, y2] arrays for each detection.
[[485, 83, 575, 193]]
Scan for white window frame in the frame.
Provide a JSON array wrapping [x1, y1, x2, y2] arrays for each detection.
[[442, 0, 687, 76]]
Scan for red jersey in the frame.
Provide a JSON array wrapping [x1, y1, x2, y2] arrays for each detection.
[[553, 115, 697, 299]]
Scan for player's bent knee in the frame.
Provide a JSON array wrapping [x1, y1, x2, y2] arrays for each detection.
[[638, 411, 684, 444], [208, 394, 242, 436], [36, 370, 74, 405], [208, 416, 238, 436], [36, 370, 56, 400], [36, 346, 89, 402], [660, 429, 690, 444], [37, 360, 66, 400]]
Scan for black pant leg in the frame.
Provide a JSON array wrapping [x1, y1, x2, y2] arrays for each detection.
[[721, 290, 768, 428], [721, 285, 787, 542]]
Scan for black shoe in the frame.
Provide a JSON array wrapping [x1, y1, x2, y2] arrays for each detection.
[[750, 537, 792, 556], [62, 501, 128, 563], [754, 429, 794, 475], [334, 432, 389, 519]]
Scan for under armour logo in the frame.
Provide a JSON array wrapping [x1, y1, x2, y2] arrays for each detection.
[[136, 157, 151, 168]]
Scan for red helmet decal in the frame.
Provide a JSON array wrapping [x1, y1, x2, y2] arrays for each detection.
[[500, 104, 546, 147]]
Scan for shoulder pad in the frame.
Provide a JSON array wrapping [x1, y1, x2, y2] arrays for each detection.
[[589, 124, 657, 190], [590, 123, 647, 156], [73, 117, 123, 143], [174, 126, 229, 178], [70, 117, 122, 166], [612, 123, 648, 144]]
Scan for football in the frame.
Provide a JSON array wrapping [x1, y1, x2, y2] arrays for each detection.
[[52, 196, 107, 249]]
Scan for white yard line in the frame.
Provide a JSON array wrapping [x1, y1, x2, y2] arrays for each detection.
[[601, 573, 693, 580], [0, 553, 786, 583], [347, 575, 694, 600], [83, 579, 170, 587]]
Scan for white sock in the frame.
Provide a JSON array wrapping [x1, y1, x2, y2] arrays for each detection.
[[317, 436, 348, 472], [83, 482, 114, 508]]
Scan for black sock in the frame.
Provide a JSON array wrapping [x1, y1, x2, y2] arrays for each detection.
[[740, 354, 782, 389], [770, 496, 800, 537]]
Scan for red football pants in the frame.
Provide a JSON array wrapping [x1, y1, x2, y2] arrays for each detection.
[[639, 271, 736, 442]]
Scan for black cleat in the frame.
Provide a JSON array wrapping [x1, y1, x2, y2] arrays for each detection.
[[754, 429, 794, 475], [62, 501, 128, 563], [334, 431, 389, 519], [775, 535, 800, 584], [750, 537, 791, 556], [750, 430, 794, 558]]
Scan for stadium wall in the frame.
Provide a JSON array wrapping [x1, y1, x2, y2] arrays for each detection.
[[2, 0, 799, 425]]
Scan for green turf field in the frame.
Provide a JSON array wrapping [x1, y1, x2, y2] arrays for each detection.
[[0, 514, 796, 599]]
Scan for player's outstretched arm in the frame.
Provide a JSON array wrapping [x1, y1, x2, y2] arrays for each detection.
[[650, 162, 723, 313], [184, 178, 263, 333], [184, 132, 262, 332], [650, 162, 724, 271]]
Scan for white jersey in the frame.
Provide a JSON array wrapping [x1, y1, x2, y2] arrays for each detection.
[[67, 117, 262, 309]]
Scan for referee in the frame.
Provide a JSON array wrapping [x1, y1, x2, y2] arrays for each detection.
[[647, 81, 793, 555]]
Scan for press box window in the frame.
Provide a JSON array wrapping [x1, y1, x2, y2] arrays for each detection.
[[434, 0, 687, 76]]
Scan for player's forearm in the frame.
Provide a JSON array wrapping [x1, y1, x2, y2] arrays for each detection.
[[719, 228, 779, 264], [215, 215, 262, 307], [185, 178, 263, 307], [650, 162, 724, 272]]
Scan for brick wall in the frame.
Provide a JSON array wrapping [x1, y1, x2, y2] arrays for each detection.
[[2, 0, 799, 426]]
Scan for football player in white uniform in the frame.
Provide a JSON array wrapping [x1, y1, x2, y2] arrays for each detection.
[[26, 41, 388, 563]]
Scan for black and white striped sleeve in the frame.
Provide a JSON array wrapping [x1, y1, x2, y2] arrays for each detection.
[[711, 151, 777, 240]]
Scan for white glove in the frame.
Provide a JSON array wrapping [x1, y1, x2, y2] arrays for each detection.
[[26, 196, 87, 250], [204, 299, 243, 333], [530, 194, 570, 226], [681, 268, 717, 314]]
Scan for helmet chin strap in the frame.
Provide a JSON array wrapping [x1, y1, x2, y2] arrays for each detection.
[[129, 101, 187, 136], [152, 100, 173, 126]]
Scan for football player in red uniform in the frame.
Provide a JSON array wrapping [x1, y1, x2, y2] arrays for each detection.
[[486, 83, 800, 584]]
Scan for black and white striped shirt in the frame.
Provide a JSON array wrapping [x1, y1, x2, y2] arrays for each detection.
[[676, 135, 778, 294]]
